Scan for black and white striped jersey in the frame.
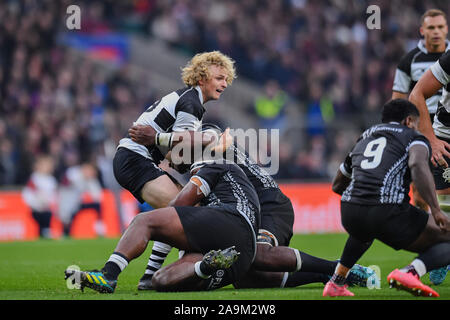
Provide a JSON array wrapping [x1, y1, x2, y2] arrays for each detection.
[[190, 161, 261, 234], [339, 122, 430, 205], [393, 40, 449, 114], [430, 50, 450, 139], [118, 86, 206, 160]]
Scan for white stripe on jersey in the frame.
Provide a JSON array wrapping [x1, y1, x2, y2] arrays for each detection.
[[431, 61, 450, 139], [392, 68, 410, 93], [431, 60, 450, 86], [118, 86, 203, 159], [173, 111, 202, 131], [339, 162, 352, 179]]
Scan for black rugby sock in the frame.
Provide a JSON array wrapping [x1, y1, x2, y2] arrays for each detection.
[[101, 252, 129, 281], [285, 271, 330, 287], [297, 251, 337, 275], [417, 241, 450, 272]]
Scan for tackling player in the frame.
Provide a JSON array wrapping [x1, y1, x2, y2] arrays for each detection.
[[409, 45, 450, 285], [113, 51, 236, 287], [323, 99, 450, 297], [392, 9, 449, 212], [130, 124, 377, 289], [66, 139, 259, 293]]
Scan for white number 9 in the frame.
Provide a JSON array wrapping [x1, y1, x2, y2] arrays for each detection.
[[361, 137, 386, 169]]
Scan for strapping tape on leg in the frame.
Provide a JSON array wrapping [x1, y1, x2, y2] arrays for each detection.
[[257, 229, 279, 247]]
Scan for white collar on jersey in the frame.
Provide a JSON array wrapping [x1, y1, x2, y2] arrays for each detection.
[[417, 39, 450, 54], [194, 86, 205, 105]]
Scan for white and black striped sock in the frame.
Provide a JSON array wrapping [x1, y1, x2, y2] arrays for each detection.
[[103, 252, 129, 280], [141, 242, 172, 280]]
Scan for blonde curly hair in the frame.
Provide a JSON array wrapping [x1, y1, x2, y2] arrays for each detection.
[[181, 51, 236, 87]]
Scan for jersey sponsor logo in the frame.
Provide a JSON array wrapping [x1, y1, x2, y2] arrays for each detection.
[[443, 168, 450, 183]]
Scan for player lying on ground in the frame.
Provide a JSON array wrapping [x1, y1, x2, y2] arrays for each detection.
[[130, 124, 379, 290], [322, 99, 450, 298], [65, 139, 260, 293]]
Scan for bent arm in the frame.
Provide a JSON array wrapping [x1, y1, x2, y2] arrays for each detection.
[[408, 144, 439, 213], [332, 155, 352, 195], [129, 125, 215, 148], [409, 70, 443, 139], [392, 91, 408, 100], [332, 169, 351, 195]]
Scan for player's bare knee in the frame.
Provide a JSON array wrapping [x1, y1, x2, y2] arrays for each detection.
[[129, 212, 156, 232]]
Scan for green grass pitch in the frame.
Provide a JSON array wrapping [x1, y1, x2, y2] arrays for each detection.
[[0, 233, 448, 300]]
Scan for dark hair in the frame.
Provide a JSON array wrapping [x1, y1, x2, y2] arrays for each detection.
[[381, 99, 419, 123]]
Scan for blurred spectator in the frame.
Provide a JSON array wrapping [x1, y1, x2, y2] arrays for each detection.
[[252, 79, 288, 131], [58, 162, 104, 237], [21, 155, 58, 238], [1, 0, 449, 184]]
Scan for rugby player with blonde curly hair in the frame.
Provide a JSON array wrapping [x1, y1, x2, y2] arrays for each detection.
[[113, 51, 236, 289]]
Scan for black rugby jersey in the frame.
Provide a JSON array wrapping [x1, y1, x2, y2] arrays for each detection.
[[118, 86, 206, 161], [393, 40, 449, 114], [430, 50, 450, 139], [190, 161, 261, 233], [224, 143, 282, 205], [339, 122, 430, 205]]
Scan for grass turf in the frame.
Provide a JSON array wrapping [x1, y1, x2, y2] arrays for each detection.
[[0, 233, 448, 300]]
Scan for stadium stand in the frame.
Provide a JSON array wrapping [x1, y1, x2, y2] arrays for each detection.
[[0, 0, 448, 188]]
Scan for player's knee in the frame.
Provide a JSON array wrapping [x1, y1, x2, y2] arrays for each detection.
[[129, 212, 155, 231]]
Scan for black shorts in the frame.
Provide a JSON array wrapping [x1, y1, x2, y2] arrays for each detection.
[[175, 206, 256, 290], [340, 202, 429, 250], [113, 147, 166, 203], [433, 136, 450, 190], [259, 192, 294, 247]]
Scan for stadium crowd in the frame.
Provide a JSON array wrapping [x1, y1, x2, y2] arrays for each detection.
[[1, 0, 449, 188]]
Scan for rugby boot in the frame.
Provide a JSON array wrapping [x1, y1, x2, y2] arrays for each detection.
[[202, 246, 240, 271], [346, 264, 380, 288], [65, 268, 116, 293], [429, 265, 449, 286], [322, 281, 355, 297], [387, 269, 439, 297]]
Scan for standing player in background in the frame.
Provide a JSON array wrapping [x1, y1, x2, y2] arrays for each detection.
[[22, 155, 58, 239], [113, 51, 236, 289], [58, 162, 104, 237], [392, 9, 449, 211], [323, 99, 450, 298], [409, 41, 450, 285]]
